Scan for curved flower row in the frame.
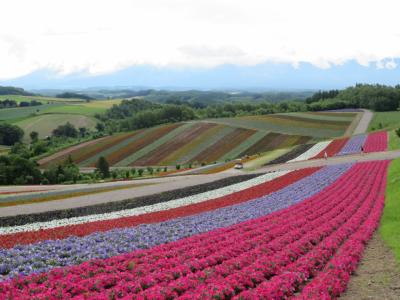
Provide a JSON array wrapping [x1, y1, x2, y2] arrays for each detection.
[[336, 134, 367, 156], [0, 165, 350, 280], [0, 161, 388, 299], [288, 141, 331, 162], [0, 168, 317, 249], [363, 131, 388, 153], [0, 171, 289, 235]]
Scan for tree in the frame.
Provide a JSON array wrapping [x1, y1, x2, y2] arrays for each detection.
[[78, 127, 87, 137], [96, 123, 105, 132], [0, 124, 24, 146], [30, 131, 39, 143], [96, 156, 110, 178], [52, 122, 78, 138]]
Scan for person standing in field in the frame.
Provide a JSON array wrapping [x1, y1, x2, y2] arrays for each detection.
[[324, 151, 328, 160]]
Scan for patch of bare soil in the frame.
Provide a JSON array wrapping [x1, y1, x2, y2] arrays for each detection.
[[341, 232, 400, 299]]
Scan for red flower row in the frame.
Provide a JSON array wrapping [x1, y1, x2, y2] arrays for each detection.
[[363, 131, 388, 153]]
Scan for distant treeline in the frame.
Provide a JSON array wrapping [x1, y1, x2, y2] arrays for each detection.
[[56, 92, 93, 100], [0, 99, 42, 109], [306, 84, 400, 112], [96, 84, 400, 133], [0, 86, 35, 96]]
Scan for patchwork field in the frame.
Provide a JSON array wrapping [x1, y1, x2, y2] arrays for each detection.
[[40, 122, 312, 168], [207, 111, 358, 138], [39, 111, 358, 168]]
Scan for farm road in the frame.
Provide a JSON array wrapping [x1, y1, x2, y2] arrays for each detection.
[[1, 149, 399, 217], [353, 109, 373, 134]]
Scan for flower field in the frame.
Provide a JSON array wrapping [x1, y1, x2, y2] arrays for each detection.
[[264, 131, 388, 166], [39, 121, 312, 168], [0, 153, 391, 298]]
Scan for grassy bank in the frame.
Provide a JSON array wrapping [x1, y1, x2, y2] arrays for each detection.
[[380, 158, 400, 262], [369, 111, 400, 131], [389, 130, 400, 150]]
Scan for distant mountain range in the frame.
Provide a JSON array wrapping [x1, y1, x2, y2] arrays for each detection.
[[1, 60, 400, 90]]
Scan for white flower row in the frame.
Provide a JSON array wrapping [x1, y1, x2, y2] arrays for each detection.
[[0, 171, 290, 235], [288, 140, 331, 162]]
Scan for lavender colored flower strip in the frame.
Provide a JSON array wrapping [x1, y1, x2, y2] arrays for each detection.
[[0, 164, 352, 281], [337, 134, 367, 156]]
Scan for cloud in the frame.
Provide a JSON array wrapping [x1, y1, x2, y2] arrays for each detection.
[[1, 0, 400, 80]]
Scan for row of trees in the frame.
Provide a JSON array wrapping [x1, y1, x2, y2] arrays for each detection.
[[0, 99, 42, 109]]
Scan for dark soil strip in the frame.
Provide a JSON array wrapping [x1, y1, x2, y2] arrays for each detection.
[[341, 232, 400, 299], [264, 143, 316, 166], [0, 174, 260, 228]]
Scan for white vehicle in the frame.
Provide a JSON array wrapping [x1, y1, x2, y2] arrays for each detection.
[[234, 162, 243, 169]]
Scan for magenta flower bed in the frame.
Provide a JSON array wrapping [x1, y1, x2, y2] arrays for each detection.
[[363, 131, 388, 153], [0, 161, 389, 299]]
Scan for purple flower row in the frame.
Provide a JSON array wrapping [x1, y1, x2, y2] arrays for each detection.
[[337, 134, 367, 156], [0, 164, 352, 281]]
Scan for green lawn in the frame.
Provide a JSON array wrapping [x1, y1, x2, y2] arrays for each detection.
[[389, 130, 400, 150], [380, 158, 400, 262], [15, 114, 97, 142], [369, 111, 400, 131]]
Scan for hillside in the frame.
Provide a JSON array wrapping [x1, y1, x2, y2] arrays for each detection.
[[0, 95, 121, 140], [39, 111, 359, 168]]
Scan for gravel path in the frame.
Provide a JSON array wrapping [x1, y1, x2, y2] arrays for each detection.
[[353, 109, 374, 134]]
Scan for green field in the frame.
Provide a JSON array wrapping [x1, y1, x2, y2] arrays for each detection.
[[369, 111, 400, 131], [0, 95, 122, 140], [15, 114, 97, 142], [380, 158, 400, 263], [388, 130, 400, 150]]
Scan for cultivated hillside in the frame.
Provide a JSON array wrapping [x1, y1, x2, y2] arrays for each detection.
[[39, 111, 359, 167]]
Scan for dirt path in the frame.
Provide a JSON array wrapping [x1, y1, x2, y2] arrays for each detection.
[[353, 109, 374, 135], [342, 232, 400, 299]]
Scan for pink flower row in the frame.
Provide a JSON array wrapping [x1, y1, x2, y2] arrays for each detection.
[[363, 131, 388, 153], [0, 161, 389, 299]]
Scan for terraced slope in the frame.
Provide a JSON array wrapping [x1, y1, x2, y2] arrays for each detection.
[[39, 112, 358, 167]]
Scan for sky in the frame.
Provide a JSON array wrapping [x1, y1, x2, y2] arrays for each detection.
[[1, 0, 400, 89]]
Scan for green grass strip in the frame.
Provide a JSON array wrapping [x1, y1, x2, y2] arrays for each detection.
[[115, 123, 194, 166], [220, 130, 269, 161], [380, 158, 400, 263], [389, 130, 400, 151], [244, 147, 293, 171]]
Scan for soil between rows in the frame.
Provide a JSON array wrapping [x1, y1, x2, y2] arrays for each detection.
[[342, 232, 400, 299]]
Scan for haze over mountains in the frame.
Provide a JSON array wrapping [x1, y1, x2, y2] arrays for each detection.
[[1, 60, 400, 91]]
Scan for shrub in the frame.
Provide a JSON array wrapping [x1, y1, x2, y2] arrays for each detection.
[[96, 156, 110, 178]]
